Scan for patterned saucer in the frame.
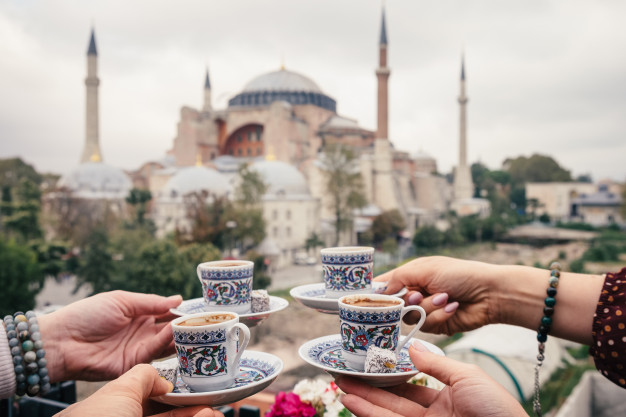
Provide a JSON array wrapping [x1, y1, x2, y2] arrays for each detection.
[[298, 334, 443, 387], [290, 283, 408, 314], [170, 296, 288, 328], [152, 351, 283, 407]]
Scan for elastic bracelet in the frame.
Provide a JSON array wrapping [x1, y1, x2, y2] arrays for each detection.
[[532, 262, 561, 417], [3, 311, 50, 397]]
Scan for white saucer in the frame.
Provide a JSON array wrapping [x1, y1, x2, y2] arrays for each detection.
[[152, 351, 283, 407], [170, 296, 288, 328], [290, 283, 408, 314], [298, 334, 443, 387]]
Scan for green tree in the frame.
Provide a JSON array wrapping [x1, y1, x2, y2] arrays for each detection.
[[504, 154, 572, 184], [0, 158, 42, 189], [229, 164, 268, 252], [370, 209, 406, 246], [413, 225, 445, 250], [125, 188, 153, 228], [76, 226, 114, 293], [179, 242, 222, 298], [2, 179, 43, 242], [0, 239, 44, 316], [319, 144, 367, 245], [305, 232, 325, 252]]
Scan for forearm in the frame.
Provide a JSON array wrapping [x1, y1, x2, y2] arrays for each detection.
[[37, 312, 65, 383], [494, 264, 603, 345]]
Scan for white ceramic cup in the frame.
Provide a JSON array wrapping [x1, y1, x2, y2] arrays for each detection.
[[321, 246, 374, 299], [197, 260, 254, 314], [171, 311, 251, 391], [338, 294, 426, 371]]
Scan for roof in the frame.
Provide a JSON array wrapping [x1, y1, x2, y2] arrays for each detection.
[[248, 159, 310, 197], [320, 115, 361, 130], [57, 161, 131, 199], [242, 69, 322, 93], [571, 190, 622, 206], [87, 29, 97, 56], [161, 165, 230, 199], [380, 8, 388, 45]]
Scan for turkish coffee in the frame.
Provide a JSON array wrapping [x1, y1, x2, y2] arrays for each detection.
[[179, 313, 235, 326], [345, 298, 401, 308]]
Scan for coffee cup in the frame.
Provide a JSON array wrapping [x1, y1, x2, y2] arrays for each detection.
[[171, 311, 251, 391], [197, 260, 254, 314], [321, 246, 374, 299], [338, 294, 426, 371]]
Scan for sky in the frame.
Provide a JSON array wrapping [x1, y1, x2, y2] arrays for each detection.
[[1, 0, 625, 181]]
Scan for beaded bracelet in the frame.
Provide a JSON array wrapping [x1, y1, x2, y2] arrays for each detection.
[[532, 262, 561, 417], [3, 311, 50, 397]]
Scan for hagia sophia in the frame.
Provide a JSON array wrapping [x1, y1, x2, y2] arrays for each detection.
[[56, 8, 489, 267]]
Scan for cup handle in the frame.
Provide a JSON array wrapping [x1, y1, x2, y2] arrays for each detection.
[[227, 323, 250, 379], [395, 305, 427, 357]]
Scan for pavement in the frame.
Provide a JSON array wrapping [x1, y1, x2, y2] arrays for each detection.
[[267, 264, 323, 291]]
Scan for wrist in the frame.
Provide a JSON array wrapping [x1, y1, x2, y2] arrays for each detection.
[[491, 264, 546, 329], [37, 313, 66, 383]]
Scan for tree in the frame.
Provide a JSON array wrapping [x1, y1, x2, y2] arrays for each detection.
[[125, 188, 153, 228], [230, 164, 268, 252], [76, 226, 114, 294], [2, 178, 43, 242], [305, 232, 325, 252], [0, 239, 44, 316], [319, 144, 367, 245], [370, 209, 406, 246], [413, 225, 445, 250], [503, 154, 572, 184]]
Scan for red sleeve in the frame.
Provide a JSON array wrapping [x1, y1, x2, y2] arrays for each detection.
[[589, 267, 626, 388]]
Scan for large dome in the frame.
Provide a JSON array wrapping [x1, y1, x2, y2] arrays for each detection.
[[161, 165, 230, 199], [228, 69, 336, 112], [57, 161, 132, 199], [248, 160, 310, 197]]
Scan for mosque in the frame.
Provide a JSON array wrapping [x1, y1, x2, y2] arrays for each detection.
[[57, 8, 486, 267]]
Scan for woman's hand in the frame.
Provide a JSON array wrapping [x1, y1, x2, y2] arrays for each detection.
[[57, 364, 221, 417], [39, 290, 182, 382], [336, 340, 526, 417], [376, 257, 501, 335]]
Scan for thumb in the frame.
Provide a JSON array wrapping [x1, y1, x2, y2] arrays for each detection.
[[408, 340, 476, 387], [114, 364, 174, 400]]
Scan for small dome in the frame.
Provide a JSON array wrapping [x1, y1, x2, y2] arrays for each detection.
[[415, 150, 435, 160], [242, 69, 322, 93], [57, 161, 132, 199], [162, 165, 230, 199], [248, 160, 310, 196]]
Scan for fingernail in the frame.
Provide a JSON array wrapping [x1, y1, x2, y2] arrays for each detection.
[[444, 301, 459, 313], [165, 380, 174, 392], [168, 295, 182, 301], [338, 393, 346, 404], [411, 340, 428, 352], [408, 292, 423, 305], [432, 293, 448, 306]]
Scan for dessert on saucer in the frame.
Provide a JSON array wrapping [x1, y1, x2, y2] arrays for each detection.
[[298, 334, 443, 387]]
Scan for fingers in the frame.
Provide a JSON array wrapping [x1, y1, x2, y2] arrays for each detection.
[[136, 323, 176, 363], [110, 364, 173, 400], [336, 376, 425, 417], [114, 291, 183, 317], [150, 406, 222, 417], [402, 292, 458, 329], [383, 382, 440, 408], [409, 341, 479, 387]]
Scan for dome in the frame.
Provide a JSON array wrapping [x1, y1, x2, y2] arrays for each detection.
[[57, 161, 132, 199], [248, 160, 310, 197], [415, 150, 435, 160], [242, 69, 322, 93], [228, 69, 336, 112], [162, 165, 230, 199]]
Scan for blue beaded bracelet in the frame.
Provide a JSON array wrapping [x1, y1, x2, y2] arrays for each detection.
[[533, 262, 561, 417], [3, 311, 50, 397]]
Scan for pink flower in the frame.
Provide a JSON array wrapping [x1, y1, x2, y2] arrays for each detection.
[[266, 392, 316, 417]]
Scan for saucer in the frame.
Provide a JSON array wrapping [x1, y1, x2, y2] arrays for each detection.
[[170, 296, 289, 328], [298, 334, 444, 387], [290, 283, 408, 314], [152, 351, 283, 407]]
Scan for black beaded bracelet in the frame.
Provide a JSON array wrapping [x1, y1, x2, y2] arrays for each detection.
[[3, 311, 50, 397], [533, 261, 561, 417]]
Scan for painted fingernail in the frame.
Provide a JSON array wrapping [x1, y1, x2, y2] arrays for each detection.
[[165, 380, 174, 392], [408, 292, 423, 305], [432, 293, 448, 306], [168, 294, 182, 301], [411, 340, 428, 352], [444, 301, 459, 313]]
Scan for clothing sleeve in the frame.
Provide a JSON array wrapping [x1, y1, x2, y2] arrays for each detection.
[[589, 267, 626, 388], [0, 324, 17, 399]]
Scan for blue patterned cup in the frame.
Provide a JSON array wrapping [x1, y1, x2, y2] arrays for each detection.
[[338, 294, 426, 371], [172, 312, 250, 391], [197, 260, 254, 314], [321, 246, 375, 299]]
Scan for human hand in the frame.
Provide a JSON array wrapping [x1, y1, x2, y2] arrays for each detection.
[[337, 340, 526, 417], [57, 364, 222, 417], [375, 257, 501, 335], [39, 290, 183, 382]]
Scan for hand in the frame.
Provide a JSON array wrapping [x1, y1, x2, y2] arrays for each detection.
[[39, 290, 183, 382], [57, 364, 222, 417], [375, 257, 500, 335], [337, 340, 526, 417]]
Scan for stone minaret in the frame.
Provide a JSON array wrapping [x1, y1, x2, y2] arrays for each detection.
[[372, 7, 398, 211], [453, 55, 474, 200], [376, 8, 390, 140], [202, 67, 212, 112], [80, 29, 103, 163]]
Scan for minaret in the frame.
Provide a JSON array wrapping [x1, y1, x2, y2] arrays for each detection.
[[80, 29, 103, 163], [202, 67, 212, 112], [376, 7, 390, 140], [453, 54, 474, 200], [372, 6, 398, 211]]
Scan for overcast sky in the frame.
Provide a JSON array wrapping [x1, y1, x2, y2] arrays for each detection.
[[1, 0, 625, 181]]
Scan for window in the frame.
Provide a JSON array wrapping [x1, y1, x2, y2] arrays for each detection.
[[273, 227, 278, 237], [248, 131, 253, 142], [286, 227, 291, 237], [237, 134, 242, 143], [286, 210, 291, 220], [247, 148, 251, 156], [272, 209, 278, 220], [257, 148, 262, 155], [238, 149, 242, 156]]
